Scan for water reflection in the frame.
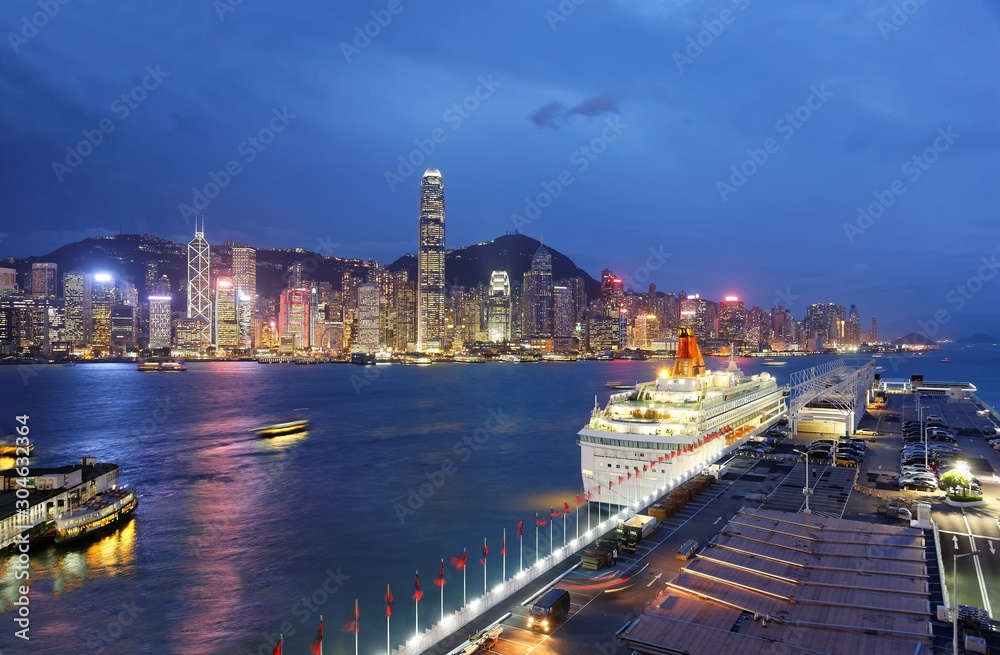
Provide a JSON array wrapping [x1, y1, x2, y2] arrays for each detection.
[[0, 518, 137, 611]]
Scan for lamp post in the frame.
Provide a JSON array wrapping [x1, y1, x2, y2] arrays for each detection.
[[918, 395, 928, 471], [793, 449, 812, 514], [953, 549, 981, 655]]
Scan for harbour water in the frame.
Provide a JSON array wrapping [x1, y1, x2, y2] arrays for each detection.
[[1, 345, 998, 654]]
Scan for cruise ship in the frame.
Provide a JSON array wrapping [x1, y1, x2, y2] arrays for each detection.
[[579, 328, 786, 506]]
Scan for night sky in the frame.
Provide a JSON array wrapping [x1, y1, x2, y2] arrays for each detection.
[[2, 1, 998, 337]]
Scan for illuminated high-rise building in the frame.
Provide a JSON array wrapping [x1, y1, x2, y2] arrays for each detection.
[[110, 304, 135, 353], [278, 288, 310, 350], [356, 283, 380, 352], [214, 278, 239, 349], [232, 246, 256, 349], [31, 262, 58, 298], [148, 295, 172, 349], [553, 284, 573, 338], [486, 271, 511, 343], [91, 273, 115, 350], [417, 169, 445, 352], [187, 217, 212, 350], [63, 272, 92, 346], [0, 268, 17, 296], [521, 245, 554, 338], [717, 295, 746, 342]]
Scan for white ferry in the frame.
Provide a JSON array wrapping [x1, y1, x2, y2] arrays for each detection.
[[579, 328, 786, 506], [55, 487, 138, 544]]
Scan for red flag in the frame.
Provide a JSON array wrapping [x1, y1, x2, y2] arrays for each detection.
[[308, 618, 323, 655], [480, 539, 488, 566], [272, 639, 282, 655], [563, 502, 570, 515], [550, 507, 560, 519], [608, 480, 613, 489], [586, 490, 593, 500], [517, 520, 524, 539], [385, 585, 393, 617], [535, 516, 547, 526], [642, 464, 648, 472], [413, 571, 424, 601], [501, 532, 507, 555], [433, 560, 446, 587], [576, 494, 582, 506], [451, 550, 467, 570], [342, 599, 360, 634]]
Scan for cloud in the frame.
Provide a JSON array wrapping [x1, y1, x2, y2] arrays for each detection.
[[528, 94, 621, 129]]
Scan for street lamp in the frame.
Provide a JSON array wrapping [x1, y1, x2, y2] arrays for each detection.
[[917, 395, 928, 471], [792, 449, 812, 514], [953, 548, 981, 655]]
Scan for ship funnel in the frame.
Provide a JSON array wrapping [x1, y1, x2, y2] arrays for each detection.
[[672, 328, 706, 378]]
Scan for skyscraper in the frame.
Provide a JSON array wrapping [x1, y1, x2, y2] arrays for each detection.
[[553, 284, 573, 338], [31, 262, 58, 298], [63, 271, 92, 346], [278, 288, 310, 350], [417, 169, 445, 352], [717, 296, 747, 342], [148, 295, 172, 349], [232, 246, 256, 349], [486, 271, 511, 343], [187, 218, 212, 350], [91, 273, 115, 350], [356, 283, 380, 352], [522, 245, 554, 338], [214, 278, 239, 349], [0, 268, 17, 296]]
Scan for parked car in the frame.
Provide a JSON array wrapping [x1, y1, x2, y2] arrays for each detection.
[[855, 428, 878, 436], [926, 415, 944, 423]]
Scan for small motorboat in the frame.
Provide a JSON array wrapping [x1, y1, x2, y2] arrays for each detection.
[[252, 420, 310, 438]]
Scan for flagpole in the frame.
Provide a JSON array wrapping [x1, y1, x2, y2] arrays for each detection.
[[549, 508, 553, 556], [439, 559, 444, 623], [463, 548, 467, 607], [575, 498, 579, 541], [319, 616, 323, 655], [503, 528, 507, 581], [563, 505, 567, 547], [354, 599, 359, 655], [386, 585, 391, 655], [414, 571, 419, 640], [483, 537, 487, 596], [535, 513, 539, 564]]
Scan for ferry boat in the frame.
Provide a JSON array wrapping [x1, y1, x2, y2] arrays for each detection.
[[579, 328, 786, 506], [940, 358, 950, 363], [137, 359, 187, 371], [55, 487, 137, 544], [350, 353, 376, 366], [761, 358, 787, 367], [252, 419, 310, 438]]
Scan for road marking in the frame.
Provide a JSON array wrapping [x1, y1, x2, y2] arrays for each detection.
[[647, 572, 663, 587], [962, 513, 993, 616], [714, 516, 722, 524]]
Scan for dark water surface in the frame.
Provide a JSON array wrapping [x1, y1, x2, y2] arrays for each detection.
[[1, 346, 996, 654]]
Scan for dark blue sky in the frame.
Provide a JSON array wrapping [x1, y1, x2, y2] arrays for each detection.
[[2, 1, 998, 337]]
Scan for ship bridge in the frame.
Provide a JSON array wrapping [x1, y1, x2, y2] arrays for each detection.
[[788, 359, 875, 436]]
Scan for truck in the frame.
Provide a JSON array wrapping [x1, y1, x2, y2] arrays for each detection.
[[616, 515, 658, 552], [528, 588, 571, 632]]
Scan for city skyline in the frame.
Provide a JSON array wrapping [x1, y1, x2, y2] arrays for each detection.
[[2, 2, 997, 335]]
